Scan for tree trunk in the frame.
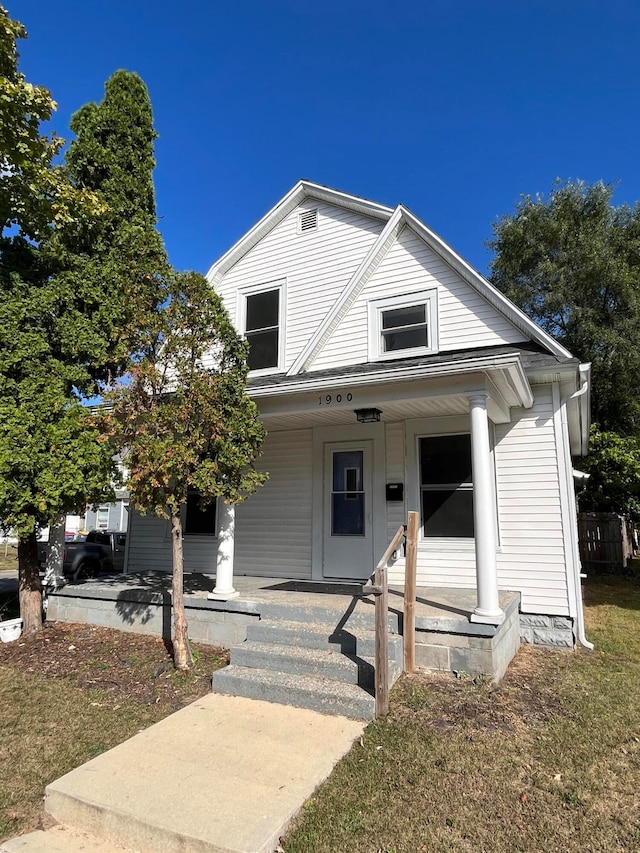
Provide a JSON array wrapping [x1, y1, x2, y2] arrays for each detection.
[[44, 513, 66, 589], [171, 514, 192, 670], [18, 531, 43, 634]]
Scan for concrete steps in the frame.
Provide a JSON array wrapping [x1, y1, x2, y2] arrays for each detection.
[[213, 665, 376, 720], [212, 597, 403, 720]]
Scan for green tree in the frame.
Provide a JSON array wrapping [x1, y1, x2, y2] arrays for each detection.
[[488, 180, 640, 436], [579, 428, 640, 519], [104, 271, 267, 669], [0, 9, 167, 632]]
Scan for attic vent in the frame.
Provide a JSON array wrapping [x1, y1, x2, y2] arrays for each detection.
[[298, 208, 318, 233]]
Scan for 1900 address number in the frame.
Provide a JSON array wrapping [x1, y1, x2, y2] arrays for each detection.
[[318, 392, 353, 405]]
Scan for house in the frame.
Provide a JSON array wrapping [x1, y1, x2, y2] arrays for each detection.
[[125, 181, 591, 654]]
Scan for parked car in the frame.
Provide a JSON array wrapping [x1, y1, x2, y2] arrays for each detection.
[[39, 530, 127, 580]]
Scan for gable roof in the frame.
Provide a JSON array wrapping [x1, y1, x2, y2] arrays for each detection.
[[207, 181, 574, 367], [206, 180, 393, 286]]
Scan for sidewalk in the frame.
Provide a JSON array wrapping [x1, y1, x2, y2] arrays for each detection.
[[2, 694, 365, 853]]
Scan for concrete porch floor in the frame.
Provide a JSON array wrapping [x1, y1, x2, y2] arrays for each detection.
[[45, 572, 521, 682]]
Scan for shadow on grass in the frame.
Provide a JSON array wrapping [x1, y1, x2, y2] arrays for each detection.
[[583, 572, 640, 612]]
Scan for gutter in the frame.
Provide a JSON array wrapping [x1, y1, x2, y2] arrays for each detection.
[[561, 365, 593, 651]]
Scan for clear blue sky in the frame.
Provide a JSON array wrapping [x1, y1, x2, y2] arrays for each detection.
[[14, 0, 640, 276]]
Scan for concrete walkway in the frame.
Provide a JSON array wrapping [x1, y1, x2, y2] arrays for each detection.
[[2, 694, 365, 853]]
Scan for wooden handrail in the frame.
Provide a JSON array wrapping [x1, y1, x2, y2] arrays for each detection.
[[365, 512, 420, 718], [364, 524, 405, 718]]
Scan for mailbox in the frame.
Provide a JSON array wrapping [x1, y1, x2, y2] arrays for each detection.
[[385, 483, 404, 502]]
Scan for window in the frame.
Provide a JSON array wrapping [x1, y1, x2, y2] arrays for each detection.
[[419, 434, 474, 537], [368, 290, 438, 361], [244, 287, 281, 371], [96, 506, 109, 530], [184, 492, 217, 536]]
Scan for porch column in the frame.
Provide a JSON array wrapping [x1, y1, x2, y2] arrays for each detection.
[[468, 393, 504, 624], [208, 501, 239, 601]]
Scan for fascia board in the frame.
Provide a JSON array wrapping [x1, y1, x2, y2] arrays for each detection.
[[398, 207, 574, 361], [206, 181, 393, 286], [287, 205, 405, 376], [252, 352, 529, 401], [206, 181, 307, 285]]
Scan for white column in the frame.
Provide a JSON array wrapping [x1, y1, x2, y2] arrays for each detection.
[[208, 501, 239, 601], [468, 393, 504, 624]]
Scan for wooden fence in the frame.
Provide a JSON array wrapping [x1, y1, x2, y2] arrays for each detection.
[[578, 512, 638, 573]]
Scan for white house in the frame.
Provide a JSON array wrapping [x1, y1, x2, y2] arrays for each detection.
[[125, 181, 591, 651]]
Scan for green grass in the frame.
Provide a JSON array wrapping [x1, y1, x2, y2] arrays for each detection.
[[284, 575, 640, 853], [0, 549, 17, 573], [0, 626, 227, 843]]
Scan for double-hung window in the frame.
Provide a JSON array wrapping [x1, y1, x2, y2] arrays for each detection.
[[368, 289, 438, 361], [184, 491, 217, 536], [242, 283, 283, 372], [419, 434, 474, 537]]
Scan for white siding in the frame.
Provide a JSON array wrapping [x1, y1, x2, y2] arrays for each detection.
[[126, 509, 219, 574], [215, 201, 384, 371], [311, 225, 527, 371], [234, 429, 313, 578], [385, 387, 571, 616], [385, 422, 406, 544], [495, 384, 569, 615]]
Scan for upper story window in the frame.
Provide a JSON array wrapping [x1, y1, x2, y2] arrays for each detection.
[[241, 282, 285, 372], [368, 289, 438, 361]]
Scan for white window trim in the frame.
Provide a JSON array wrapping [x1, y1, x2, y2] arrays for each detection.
[[236, 278, 287, 376], [367, 288, 439, 362], [96, 506, 109, 530], [404, 415, 499, 549]]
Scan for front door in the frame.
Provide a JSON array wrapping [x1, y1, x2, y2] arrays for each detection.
[[323, 442, 374, 580]]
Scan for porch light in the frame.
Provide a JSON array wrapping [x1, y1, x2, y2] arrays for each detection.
[[354, 408, 382, 423]]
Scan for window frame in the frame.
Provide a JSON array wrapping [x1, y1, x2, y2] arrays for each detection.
[[184, 490, 218, 538], [419, 433, 474, 539], [96, 506, 109, 530], [237, 279, 286, 375], [368, 289, 438, 362]]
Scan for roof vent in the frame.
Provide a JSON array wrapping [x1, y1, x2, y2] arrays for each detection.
[[298, 208, 318, 234]]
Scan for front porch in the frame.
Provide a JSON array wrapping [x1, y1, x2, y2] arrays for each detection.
[[45, 573, 522, 692]]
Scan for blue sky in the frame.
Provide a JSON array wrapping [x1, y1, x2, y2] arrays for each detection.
[[14, 0, 640, 276]]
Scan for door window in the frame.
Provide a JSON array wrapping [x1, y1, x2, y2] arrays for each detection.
[[331, 450, 365, 536]]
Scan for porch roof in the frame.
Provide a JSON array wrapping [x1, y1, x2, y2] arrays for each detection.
[[248, 342, 581, 431], [248, 341, 575, 394]]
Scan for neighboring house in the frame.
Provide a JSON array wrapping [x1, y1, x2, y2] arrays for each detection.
[[126, 181, 591, 648], [84, 489, 129, 534], [84, 457, 130, 533]]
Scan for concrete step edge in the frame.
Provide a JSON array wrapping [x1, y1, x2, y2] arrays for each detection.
[[0, 824, 135, 853], [212, 665, 375, 720], [230, 642, 374, 687], [44, 787, 215, 853]]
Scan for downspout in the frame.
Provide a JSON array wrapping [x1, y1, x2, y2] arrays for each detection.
[[561, 367, 593, 650]]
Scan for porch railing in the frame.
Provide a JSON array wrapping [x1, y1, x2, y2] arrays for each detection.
[[363, 511, 419, 718]]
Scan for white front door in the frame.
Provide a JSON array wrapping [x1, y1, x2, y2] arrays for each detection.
[[323, 441, 374, 580]]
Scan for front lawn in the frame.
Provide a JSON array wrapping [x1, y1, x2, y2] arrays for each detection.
[[1, 577, 638, 851], [284, 575, 640, 853], [0, 624, 227, 842]]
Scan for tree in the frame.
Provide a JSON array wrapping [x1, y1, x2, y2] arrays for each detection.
[[104, 271, 267, 669], [0, 8, 167, 632], [488, 180, 640, 436], [579, 428, 640, 519]]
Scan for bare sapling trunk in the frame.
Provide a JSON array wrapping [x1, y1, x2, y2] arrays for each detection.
[[18, 531, 43, 633], [44, 513, 66, 589], [171, 514, 193, 670]]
